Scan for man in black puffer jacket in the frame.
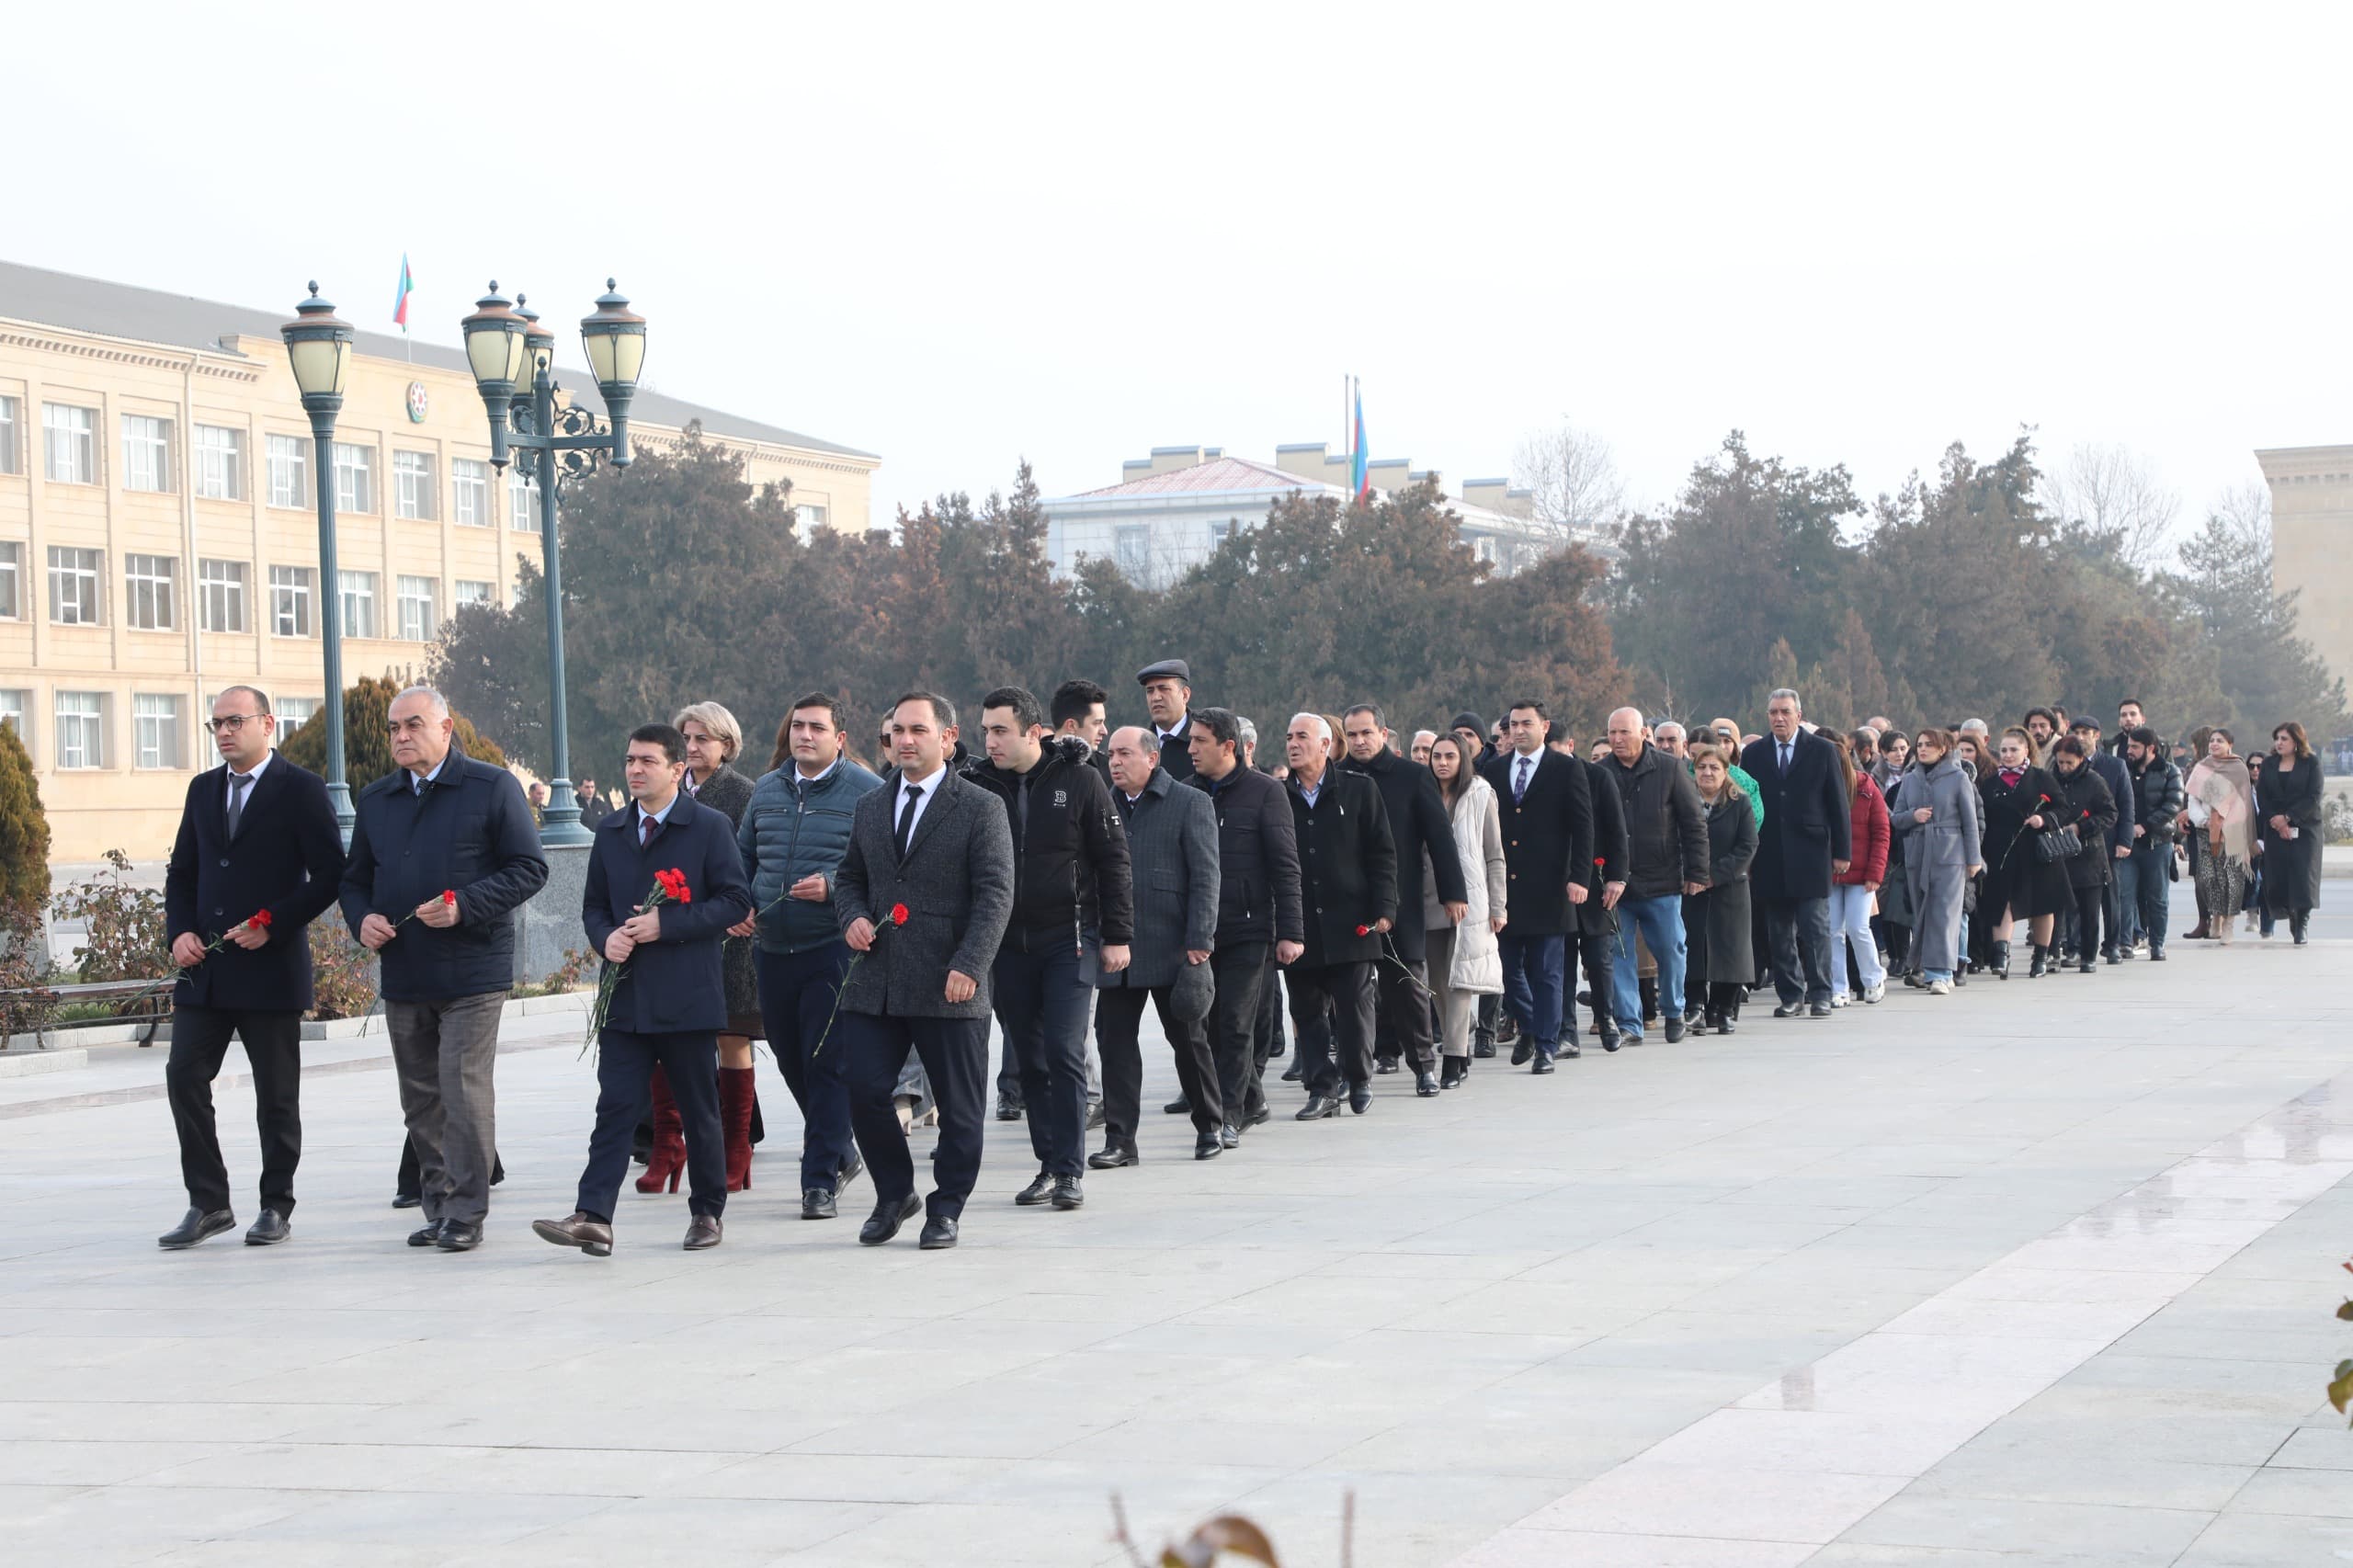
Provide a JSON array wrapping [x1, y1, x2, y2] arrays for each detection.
[[1340, 704, 1466, 1098], [964, 687, 1133, 1212]]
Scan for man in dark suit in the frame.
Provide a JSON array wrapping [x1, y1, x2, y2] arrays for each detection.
[[835, 692, 1017, 1251], [1479, 700, 1595, 1073], [534, 723, 752, 1256], [342, 685, 548, 1252], [1187, 708, 1302, 1142], [574, 776, 612, 829], [1282, 712, 1397, 1119], [1341, 703, 1467, 1097], [1137, 658, 1199, 781], [1740, 689, 1852, 1017], [158, 685, 346, 1250]]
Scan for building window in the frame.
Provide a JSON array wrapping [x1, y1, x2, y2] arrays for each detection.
[[277, 696, 321, 737], [393, 450, 438, 520], [125, 552, 179, 631], [1209, 518, 1238, 549], [1472, 536, 1497, 564], [0, 396, 18, 474], [198, 559, 248, 633], [333, 443, 374, 513], [133, 694, 184, 769], [797, 503, 829, 530], [54, 691, 107, 769], [267, 434, 312, 508], [43, 403, 97, 484], [338, 570, 378, 639], [0, 541, 19, 619], [452, 459, 488, 526], [49, 546, 103, 625], [396, 574, 438, 642], [268, 564, 315, 638], [121, 415, 173, 493], [454, 578, 494, 609], [194, 425, 244, 501], [1114, 524, 1153, 581], [0, 689, 26, 764], [508, 468, 542, 532]]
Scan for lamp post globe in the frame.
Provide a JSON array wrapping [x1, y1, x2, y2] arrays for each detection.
[[578, 280, 646, 466], [278, 284, 357, 843], [459, 283, 529, 468]]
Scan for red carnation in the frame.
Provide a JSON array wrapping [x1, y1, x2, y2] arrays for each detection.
[[1356, 925, 1371, 937], [248, 909, 273, 929], [889, 903, 910, 926], [441, 889, 457, 905]]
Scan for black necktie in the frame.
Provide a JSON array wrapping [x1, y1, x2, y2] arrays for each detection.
[[227, 772, 252, 836], [1779, 743, 1792, 776], [896, 784, 925, 859], [1514, 756, 1530, 803], [640, 812, 656, 847]]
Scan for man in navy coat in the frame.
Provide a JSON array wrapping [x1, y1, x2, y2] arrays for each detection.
[[158, 686, 346, 1250], [535, 723, 751, 1256], [1739, 689, 1853, 1017]]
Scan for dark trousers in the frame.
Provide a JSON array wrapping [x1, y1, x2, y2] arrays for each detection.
[[2070, 881, 2103, 962], [2100, 869, 2124, 956], [1097, 983, 1222, 1142], [1497, 931, 1565, 1050], [2129, 845, 2171, 949], [577, 1029, 725, 1221], [1373, 952, 1438, 1071], [165, 1006, 301, 1216], [1256, 963, 1286, 1059], [1573, 926, 1618, 1043], [992, 947, 1091, 1178], [1209, 943, 1274, 1123], [758, 944, 857, 1193], [1474, 992, 1499, 1050], [398, 1137, 502, 1199], [1764, 897, 1836, 1007], [1288, 960, 1376, 1096], [384, 990, 506, 1226], [841, 1010, 989, 1220]]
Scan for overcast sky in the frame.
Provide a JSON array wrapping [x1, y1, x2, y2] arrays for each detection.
[[10, 3, 2342, 542]]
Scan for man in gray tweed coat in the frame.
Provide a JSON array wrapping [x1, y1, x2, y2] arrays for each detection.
[[834, 693, 1015, 1251]]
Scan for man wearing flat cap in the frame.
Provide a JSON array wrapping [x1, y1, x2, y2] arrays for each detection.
[[1137, 659, 1198, 782]]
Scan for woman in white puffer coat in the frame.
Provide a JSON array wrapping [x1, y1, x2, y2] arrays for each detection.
[[1424, 734, 1507, 1088]]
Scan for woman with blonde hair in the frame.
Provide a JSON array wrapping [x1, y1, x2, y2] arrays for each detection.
[[2181, 727, 2258, 945]]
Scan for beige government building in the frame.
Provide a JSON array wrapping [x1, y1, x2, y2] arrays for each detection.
[[0, 259, 879, 862], [2255, 445, 2353, 714]]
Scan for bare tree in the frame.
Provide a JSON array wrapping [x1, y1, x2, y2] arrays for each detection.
[[2205, 477, 2271, 552], [1512, 423, 1627, 541], [2043, 442, 2181, 566]]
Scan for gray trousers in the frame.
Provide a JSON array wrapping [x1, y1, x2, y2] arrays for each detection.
[[386, 991, 507, 1224]]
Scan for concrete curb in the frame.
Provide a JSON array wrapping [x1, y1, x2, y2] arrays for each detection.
[[4, 987, 587, 1053]]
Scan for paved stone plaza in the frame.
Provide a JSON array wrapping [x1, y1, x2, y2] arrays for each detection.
[[3, 898, 2350, 1567]]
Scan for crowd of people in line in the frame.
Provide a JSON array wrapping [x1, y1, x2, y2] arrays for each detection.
[[147, 670, 2328, 1258]]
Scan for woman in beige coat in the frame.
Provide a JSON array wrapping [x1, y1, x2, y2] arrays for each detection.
[[1425, 734, 1507, 1088]]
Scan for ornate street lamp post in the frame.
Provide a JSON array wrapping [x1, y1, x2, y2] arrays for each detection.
[[278, 284, 357, 843], [459, 280, 646, 848]]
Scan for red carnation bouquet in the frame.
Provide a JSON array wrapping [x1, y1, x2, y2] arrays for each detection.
[[584, 869, 692, 1051], [129, 909, 273, 1007], [813, 903, 908, 1057]]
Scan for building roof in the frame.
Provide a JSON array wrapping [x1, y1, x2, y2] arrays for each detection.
[[1062, 454, 1341, 500], [0, 259, 877, 461]]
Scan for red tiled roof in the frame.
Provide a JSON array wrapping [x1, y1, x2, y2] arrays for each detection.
[[1064, 455, 1339, 499]]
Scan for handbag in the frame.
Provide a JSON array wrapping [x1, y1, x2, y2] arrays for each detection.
[[2032, 823, 2082, 864]]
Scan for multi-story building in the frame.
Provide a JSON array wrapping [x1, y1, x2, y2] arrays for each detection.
[[0, 260, 878, 860], [2253, 445, 2353, 699], [1040, 442, 1597, 591]]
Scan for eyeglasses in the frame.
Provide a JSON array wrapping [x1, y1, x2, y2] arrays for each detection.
[[207, 714, 266, 733]]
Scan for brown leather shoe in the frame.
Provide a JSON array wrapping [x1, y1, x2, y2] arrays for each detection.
[[683, 1213, 722, 1251], [532, 1211, 614, 1256]]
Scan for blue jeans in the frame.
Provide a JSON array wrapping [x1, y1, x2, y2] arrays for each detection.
[[1498, 931, 1566, 1050], [757, 944, 855, 1194], [1612, 896, 1687, 1034], [2127, 845, 2171, 949], [993, 947, 1092, 1177]]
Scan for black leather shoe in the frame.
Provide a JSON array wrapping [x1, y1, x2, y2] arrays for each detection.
[[1599, 1031, 1621, 1053], [918, 1214, 959, 1249], [1773, 1003, 1802, 1018], [1219, 1123, 1242, 1148], [1195, 1133, 1222, 1160], [1414, 1069, 1439, 1097], [995, 1094, 1024, 1121], [1348, 1085, 1372, 1115], [1374, 1058, 1401, 1075], [2148, 948, 2166, 961], [436, 1220, 483, 1252], [1808, 1003, 1833, 1017], [1718, 1017, 1738, 1034], [159, 1208, 234, 1250], [1280, 1062, 1304, 1082], [391, 1191, 423, 1210], [1296, 1094, 1340, 1120], [408, 1220, 445, 1247], [244, 1209, 290, 1246], [801, 1187, 838, 1220], [532, 1211, 615, 1256], [1510, 1040, 1533, 1066], [1051, 1175, 1085, 1210], [1473, 1040, 1496, 1060], [1086, 1100, 1107, 1131], [1164, 1096, 1192, 1115], [1561, 1040, 1582, 1059], [1087, 1142, 1138, 1170], [1531, 1049, 1556, 1074], [858, 1193, 923, 1244], [1439, 1059, 1466, 1089], [1244, 1106, 1271, 1128], [836, 1152, 863, 1189], [1664, 1016, 1687, 1043], [1015, 1170, 1056, 1206], [683, 1214, 722, 1251]]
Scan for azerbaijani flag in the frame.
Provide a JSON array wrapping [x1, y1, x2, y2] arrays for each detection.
[[1350, 383, 1370, 502], [392, 255, 414, 330]]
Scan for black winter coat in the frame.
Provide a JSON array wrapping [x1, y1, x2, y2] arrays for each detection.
[[1480, 747, 1596, 936], [1342, 747, 1466, 963], [1738, 731, 1852, 903], [165, 757, 347, 1012], [2048, 761, 2119, 889], [1598, 744, 1709, 900], [963, 736, 1134, 960], [1188, 764, 1304, 948], [1287, 766, 1398, 968], [582, 793, 754, 1036], [1577, 756, 1630, 937], [1978, 764, 2071, 917]]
